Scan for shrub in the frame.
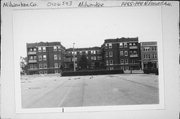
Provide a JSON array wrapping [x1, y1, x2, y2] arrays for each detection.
[[61, 69, 124, 76], [143, 68, 158, 75]]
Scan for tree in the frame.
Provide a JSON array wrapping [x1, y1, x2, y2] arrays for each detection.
[[78, 54, 88, 70], [20, 57, 28, 75]]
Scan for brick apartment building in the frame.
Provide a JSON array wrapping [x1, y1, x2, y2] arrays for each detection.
[[25, 38, 158, 75], [103, 37, 141, 70], [64, 47, 104, 71], [140, 41, 158, 70], [26, 42, 65, 75]]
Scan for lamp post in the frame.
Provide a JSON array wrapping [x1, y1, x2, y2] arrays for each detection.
[[73, 43, 76, 71]]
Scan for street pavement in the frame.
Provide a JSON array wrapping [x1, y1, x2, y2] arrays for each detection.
[[21, 73, 159, 108]]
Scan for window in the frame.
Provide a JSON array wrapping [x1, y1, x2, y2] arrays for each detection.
[[44, 63, 47, 68], [39, 71, 43, 74], [105, 52, 108, 57], [154, 47, 157, 51], [54, 54, 58, 60], [85, 51, 88, 54], [120, 59, 124, 64], [29, 48, 33, 52], [57, 46, 61, 50], [91, 50, 96, 54], [29, 56, 33, 60], [42, 47, 46, 52], [110, 67, 114, 70], [53, 46, 57, 51], [152, 54, 157, 59], [39, 64, 43, 69], [144, 47, 150, 51], [43, 55, 46, 61], [30, 64, 34, 69], [119, 43, 123, 48], [133, 51, 137, 54], [97, 50, 101, 54], [59, 63, 61, 68], [109, 60, 113, 65], [124, 51, 128, 56], [34, 56, 37, 60], [105, 43, 108, 49], [91, 56, 94, 60], [152, 46, 157, 51], [106, 60, 109, 65], [125, 59, 128, 64], [145, 54, 150, 59], [129, 43, 132, 46], [93, 50, 96, 54], [55, 70, 59, 73], [154, 54, 157, 58], [97, 56, 102, 60], [38, 55, 42, 61], [54, 63, 58, 68], [38, 47, 41, 52], [94, 56, 96, 60], [59, 55, 61, 60], [109, 43, 112, 48], [33, 48, 36, 51], [120, 51, 124, 56], [109, 51, 113, 57], [124, 42, 128, 47]]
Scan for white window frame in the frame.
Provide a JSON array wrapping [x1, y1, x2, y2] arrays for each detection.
[[42, 47, 46, 52], [38, 47, 42, 52], [54, 54, 58, 60], [54, 63, 59, 68], [43, 55, 46, 61], [119, 42, 123, 48], [109, 43, 112, 49], [124, 51, 128, 56], [53, 46, 57, 51], [120, 51, 124, 56]]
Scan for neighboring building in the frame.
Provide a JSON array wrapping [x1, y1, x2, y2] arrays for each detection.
[[26, 42, 65, 75], [103, 37, 141, 70], [140, 41, 158, 70], [64, 47, 104, 71]]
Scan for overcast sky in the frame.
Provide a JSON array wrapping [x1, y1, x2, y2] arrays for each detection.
[[13, 6, 162, 57]]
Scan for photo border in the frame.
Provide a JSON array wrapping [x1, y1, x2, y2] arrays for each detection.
[[1, 1, 179, 118]]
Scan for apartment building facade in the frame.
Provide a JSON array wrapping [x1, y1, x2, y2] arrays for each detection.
[[103, 37, 141, 70], [140, 41, 158, 70], [25, 38, 158, 74], [26, 42, 65, 75], [64, 47, 104, 71]]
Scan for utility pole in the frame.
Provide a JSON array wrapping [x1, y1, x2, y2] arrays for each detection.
[[73, 43, 76, 71]]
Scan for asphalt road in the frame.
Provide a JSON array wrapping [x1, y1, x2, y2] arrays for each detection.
[[21, 74, 159, 108]]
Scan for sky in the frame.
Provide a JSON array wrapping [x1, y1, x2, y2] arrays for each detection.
[[13, 6, 162, 57]]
